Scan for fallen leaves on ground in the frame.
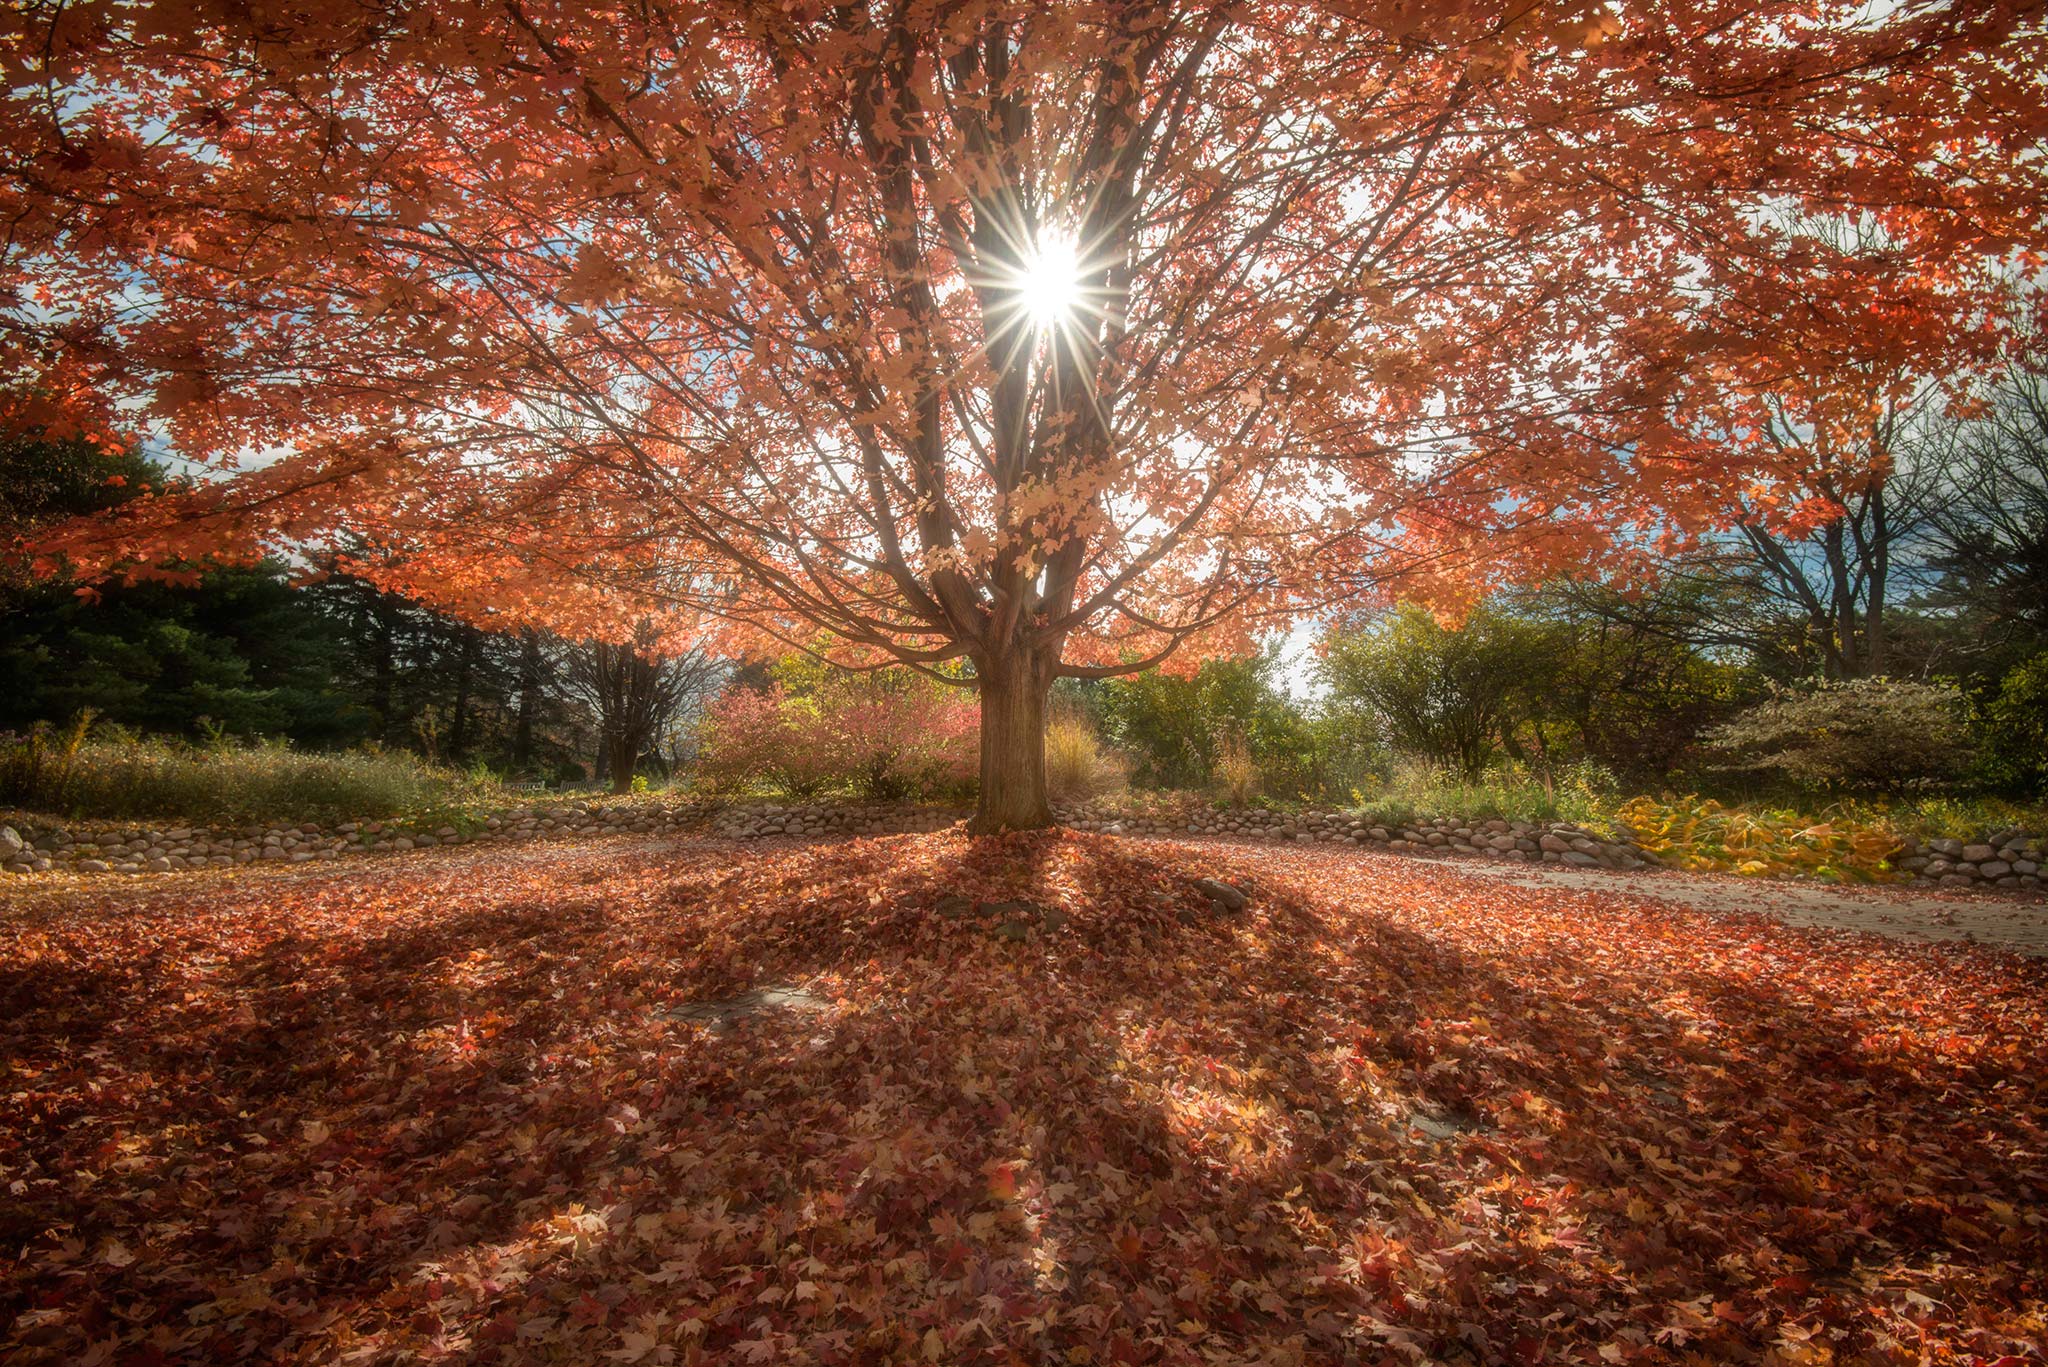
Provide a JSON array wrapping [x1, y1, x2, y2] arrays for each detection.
[[2, 831, 2044, 1365]]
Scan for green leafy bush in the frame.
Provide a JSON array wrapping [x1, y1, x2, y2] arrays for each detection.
[[1319, 604, 1544, 781], [1096, 651, 1320, 791], [1971, 652, 2048, 794], [1707, 676, 1968, 793]]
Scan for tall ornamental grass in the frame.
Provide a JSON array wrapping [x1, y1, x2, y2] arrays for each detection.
[[1044, 711, 1130, 800], [0, 720, 484, 824]]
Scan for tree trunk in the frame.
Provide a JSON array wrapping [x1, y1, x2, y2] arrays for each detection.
[[972, 652, 1054, 834], [448, 632, 475, 760], [370, 604, 397, 746], [513, 628, 541, 771], [606, 728, 639, 794]]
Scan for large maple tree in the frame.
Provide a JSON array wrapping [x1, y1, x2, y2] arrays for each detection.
[[3, 0, 2042, 829]]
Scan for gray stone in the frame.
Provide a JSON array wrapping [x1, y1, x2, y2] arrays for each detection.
[[668, 986, 828, 1033], [1963, 843, 1997, 863], [1405, 1111, 1468, 1142], [1538, 833, 1571, 853], [1561, 850, 1601, 868], [1979, 860, 2013, 880], [0, 826, 21, 859], [1190, 878, 1248, 912]]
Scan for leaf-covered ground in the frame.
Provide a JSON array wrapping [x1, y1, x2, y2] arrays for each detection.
[[3, 832, 2044, 1366]]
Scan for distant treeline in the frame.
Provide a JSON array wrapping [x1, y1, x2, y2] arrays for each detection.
[[2, 434, 705, 783]]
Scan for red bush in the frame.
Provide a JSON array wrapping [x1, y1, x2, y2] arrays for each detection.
[[698, 677, 977, 800]]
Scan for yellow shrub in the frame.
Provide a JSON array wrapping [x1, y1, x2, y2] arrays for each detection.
[[1613, 794, 1908, 883]]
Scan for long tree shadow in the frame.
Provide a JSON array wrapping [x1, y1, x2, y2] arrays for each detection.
[[1, 831, 2042, 1364]]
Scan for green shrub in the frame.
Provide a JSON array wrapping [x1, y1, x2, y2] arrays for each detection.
[[1097, 650, 1318, 791], [1971, 652, 2048, 794], [1707, 676, 1968, 793], [0, 722, 486, 824], [1877, 793, 2048, 844]]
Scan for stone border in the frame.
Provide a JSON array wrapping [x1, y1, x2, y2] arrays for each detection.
[[0, 801, 716, 877], [716, 799, 2043, 893], [2, 797, 2040, 894], [1060, 805, 1656, 868]]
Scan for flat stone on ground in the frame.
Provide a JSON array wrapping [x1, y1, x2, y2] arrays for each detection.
[[1190, 877, 1249, 912], [668, 986, 828, 1033]]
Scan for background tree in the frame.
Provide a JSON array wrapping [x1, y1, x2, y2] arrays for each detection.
[[1320, 604, 1550, 781], [1925, 366, 2048, 659], [1087, 651, 1322, 793], [1, 429, 169, 580], [1512, 581, 1761, 783], [561, 626, 722, 794], [6, 1, 2041, 829]]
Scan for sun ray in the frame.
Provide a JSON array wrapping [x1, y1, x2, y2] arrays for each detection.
[[1017, 230, 1084, 332]]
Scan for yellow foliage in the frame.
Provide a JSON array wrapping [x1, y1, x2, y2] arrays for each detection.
[[1613, 795, 1909, 884], [1044, 712, 1129, 800]]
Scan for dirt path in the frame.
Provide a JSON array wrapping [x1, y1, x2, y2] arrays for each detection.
[[1427, 853, 2048, 956], [8, 824, 2046, 957]]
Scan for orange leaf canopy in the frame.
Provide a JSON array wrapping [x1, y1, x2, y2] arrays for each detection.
[[2, 0, 2041, 671]]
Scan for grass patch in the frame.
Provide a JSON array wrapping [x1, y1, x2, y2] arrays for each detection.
[[0, 718, 492, 826], [1344, 758, 1619, 828]]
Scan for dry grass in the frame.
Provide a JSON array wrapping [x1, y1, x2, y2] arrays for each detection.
[[1044, 711, 1129, 800]]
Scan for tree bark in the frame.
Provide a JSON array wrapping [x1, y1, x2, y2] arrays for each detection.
[[370, 601, 397, 746], [971, 651, 1054, 834], [607, 730, 637, 794], [448, 631, 476, 760], [513, 628, 542, 771]]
